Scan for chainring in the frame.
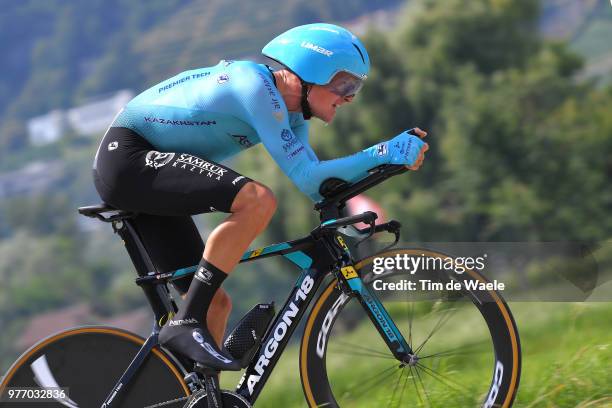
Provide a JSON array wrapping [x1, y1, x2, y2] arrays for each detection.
[[184, 389, 252, 408]]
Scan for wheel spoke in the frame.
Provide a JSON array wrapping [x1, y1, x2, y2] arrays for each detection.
[[419, 339, 490, 360], [344, 365, 406, 397], [387, 367, 405, 408], [414, 364, 432, 408], [327, 349, 396, 360], [414, 305, 459, 355], [416, 362, 467, 395], [341, 364, 403, 401], [408, 365, 424, 405], [397, 365, 410, 407], [407, 301, 414, 349], [333, 339, 394, 358]]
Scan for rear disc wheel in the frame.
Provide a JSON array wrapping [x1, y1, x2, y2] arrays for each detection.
[[0, 326, 189, 407]]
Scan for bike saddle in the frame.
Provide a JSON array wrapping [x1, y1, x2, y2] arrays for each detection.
[[159, 323, 242, 371], [77, 202, 134, 222]]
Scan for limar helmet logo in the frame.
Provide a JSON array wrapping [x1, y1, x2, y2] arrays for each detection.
[[300, 41, 333, 57], [262, 23, 370, 86]]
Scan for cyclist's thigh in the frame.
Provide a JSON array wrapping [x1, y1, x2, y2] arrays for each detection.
[[93, 126, 252, 215]]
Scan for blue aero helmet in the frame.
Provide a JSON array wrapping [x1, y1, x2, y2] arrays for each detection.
[[262, 23, 370, 104]]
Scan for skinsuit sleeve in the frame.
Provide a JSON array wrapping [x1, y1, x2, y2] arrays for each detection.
[[233, 65, 388, 202]]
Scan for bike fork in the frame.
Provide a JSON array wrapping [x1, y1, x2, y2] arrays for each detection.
[[345, 273, 415, 363]]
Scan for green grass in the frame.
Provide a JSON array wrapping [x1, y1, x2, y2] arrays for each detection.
[[513, 303, 612, 408], [220, 302, 612, 407]]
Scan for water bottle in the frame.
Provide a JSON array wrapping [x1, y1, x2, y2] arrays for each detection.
[[223, 303, 275, 367]]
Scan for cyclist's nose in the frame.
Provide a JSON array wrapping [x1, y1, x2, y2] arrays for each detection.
[[335, 95, 353, 106]]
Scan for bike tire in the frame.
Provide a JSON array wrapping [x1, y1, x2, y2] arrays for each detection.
[[300, 249, 521, 407], [0, 326, 190, 407]]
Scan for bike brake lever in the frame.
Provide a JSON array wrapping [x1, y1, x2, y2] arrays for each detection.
[[380, 220, 401, 251], [353, 220, 401, 249], [355, 217, 376, 247]]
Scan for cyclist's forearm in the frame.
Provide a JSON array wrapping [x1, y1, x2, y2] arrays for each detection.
[[289, 144, 388, 201]]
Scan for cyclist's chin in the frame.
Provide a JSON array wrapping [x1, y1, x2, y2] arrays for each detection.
[[313, 107, 336, 123]]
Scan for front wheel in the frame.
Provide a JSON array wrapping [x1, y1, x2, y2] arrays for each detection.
[[300, 249, 521, 407], [0, 326, 190, 407]]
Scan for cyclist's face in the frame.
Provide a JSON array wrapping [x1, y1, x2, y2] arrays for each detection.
[[309, 87, 354, 122], [309, 72, 359, 122]]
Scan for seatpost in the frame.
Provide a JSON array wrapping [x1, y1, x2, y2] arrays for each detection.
[[112, 219, 177, 320]]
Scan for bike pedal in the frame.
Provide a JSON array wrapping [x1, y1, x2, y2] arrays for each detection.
[[223, 302, 275, 368]]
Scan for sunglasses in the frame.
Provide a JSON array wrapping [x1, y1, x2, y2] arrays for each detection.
[[325, 72, 365, 98]]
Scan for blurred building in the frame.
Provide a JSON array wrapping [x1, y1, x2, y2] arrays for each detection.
[[27, 90, 134, 146], [27, 110, 67, 146], [16, 303, 151, 351], [0, 161, 64, 199], [16, 304, 91, 350], [540, 0, 599, 38], [66, 90, 133, 136]]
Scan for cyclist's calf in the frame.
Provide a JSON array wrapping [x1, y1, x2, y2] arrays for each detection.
[[208, 288, 232, 347]]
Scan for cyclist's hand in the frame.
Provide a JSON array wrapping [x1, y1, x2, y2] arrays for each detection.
[[387, 128, 429, 170]]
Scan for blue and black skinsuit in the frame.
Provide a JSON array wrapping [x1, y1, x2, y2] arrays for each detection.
[[93, 59, 388, 290]]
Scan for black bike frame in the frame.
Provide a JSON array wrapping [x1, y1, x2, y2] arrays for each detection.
[[234, 236, 334, 401], [233, 223, 413, 403]]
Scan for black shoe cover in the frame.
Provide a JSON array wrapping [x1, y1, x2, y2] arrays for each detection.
[[159, 321, 241, 371]]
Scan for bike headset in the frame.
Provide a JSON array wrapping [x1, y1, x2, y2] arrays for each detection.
[[262, 23, 370, 120]]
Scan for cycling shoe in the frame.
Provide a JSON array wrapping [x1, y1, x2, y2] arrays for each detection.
[[159, 321, 241, 371]]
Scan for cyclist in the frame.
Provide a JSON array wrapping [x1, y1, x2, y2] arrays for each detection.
[[92, 23, 428, 370]]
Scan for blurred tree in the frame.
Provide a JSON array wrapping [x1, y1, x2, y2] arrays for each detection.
[[0, 231, 86, 317], [313, 0, 610, 243], [2, 194, 76, 237]]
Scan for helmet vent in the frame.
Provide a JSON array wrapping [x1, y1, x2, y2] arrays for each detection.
[[352, 43, 366, 64]]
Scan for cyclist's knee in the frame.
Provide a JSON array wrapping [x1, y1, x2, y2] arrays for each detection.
[[231, 182, 277, 217], [259, 187, 277, 218]]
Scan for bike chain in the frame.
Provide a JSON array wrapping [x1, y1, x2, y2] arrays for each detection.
[[142, 395, 190, 408]]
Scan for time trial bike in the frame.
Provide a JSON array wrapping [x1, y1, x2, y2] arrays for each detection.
[[0, 164, 521, 407]]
